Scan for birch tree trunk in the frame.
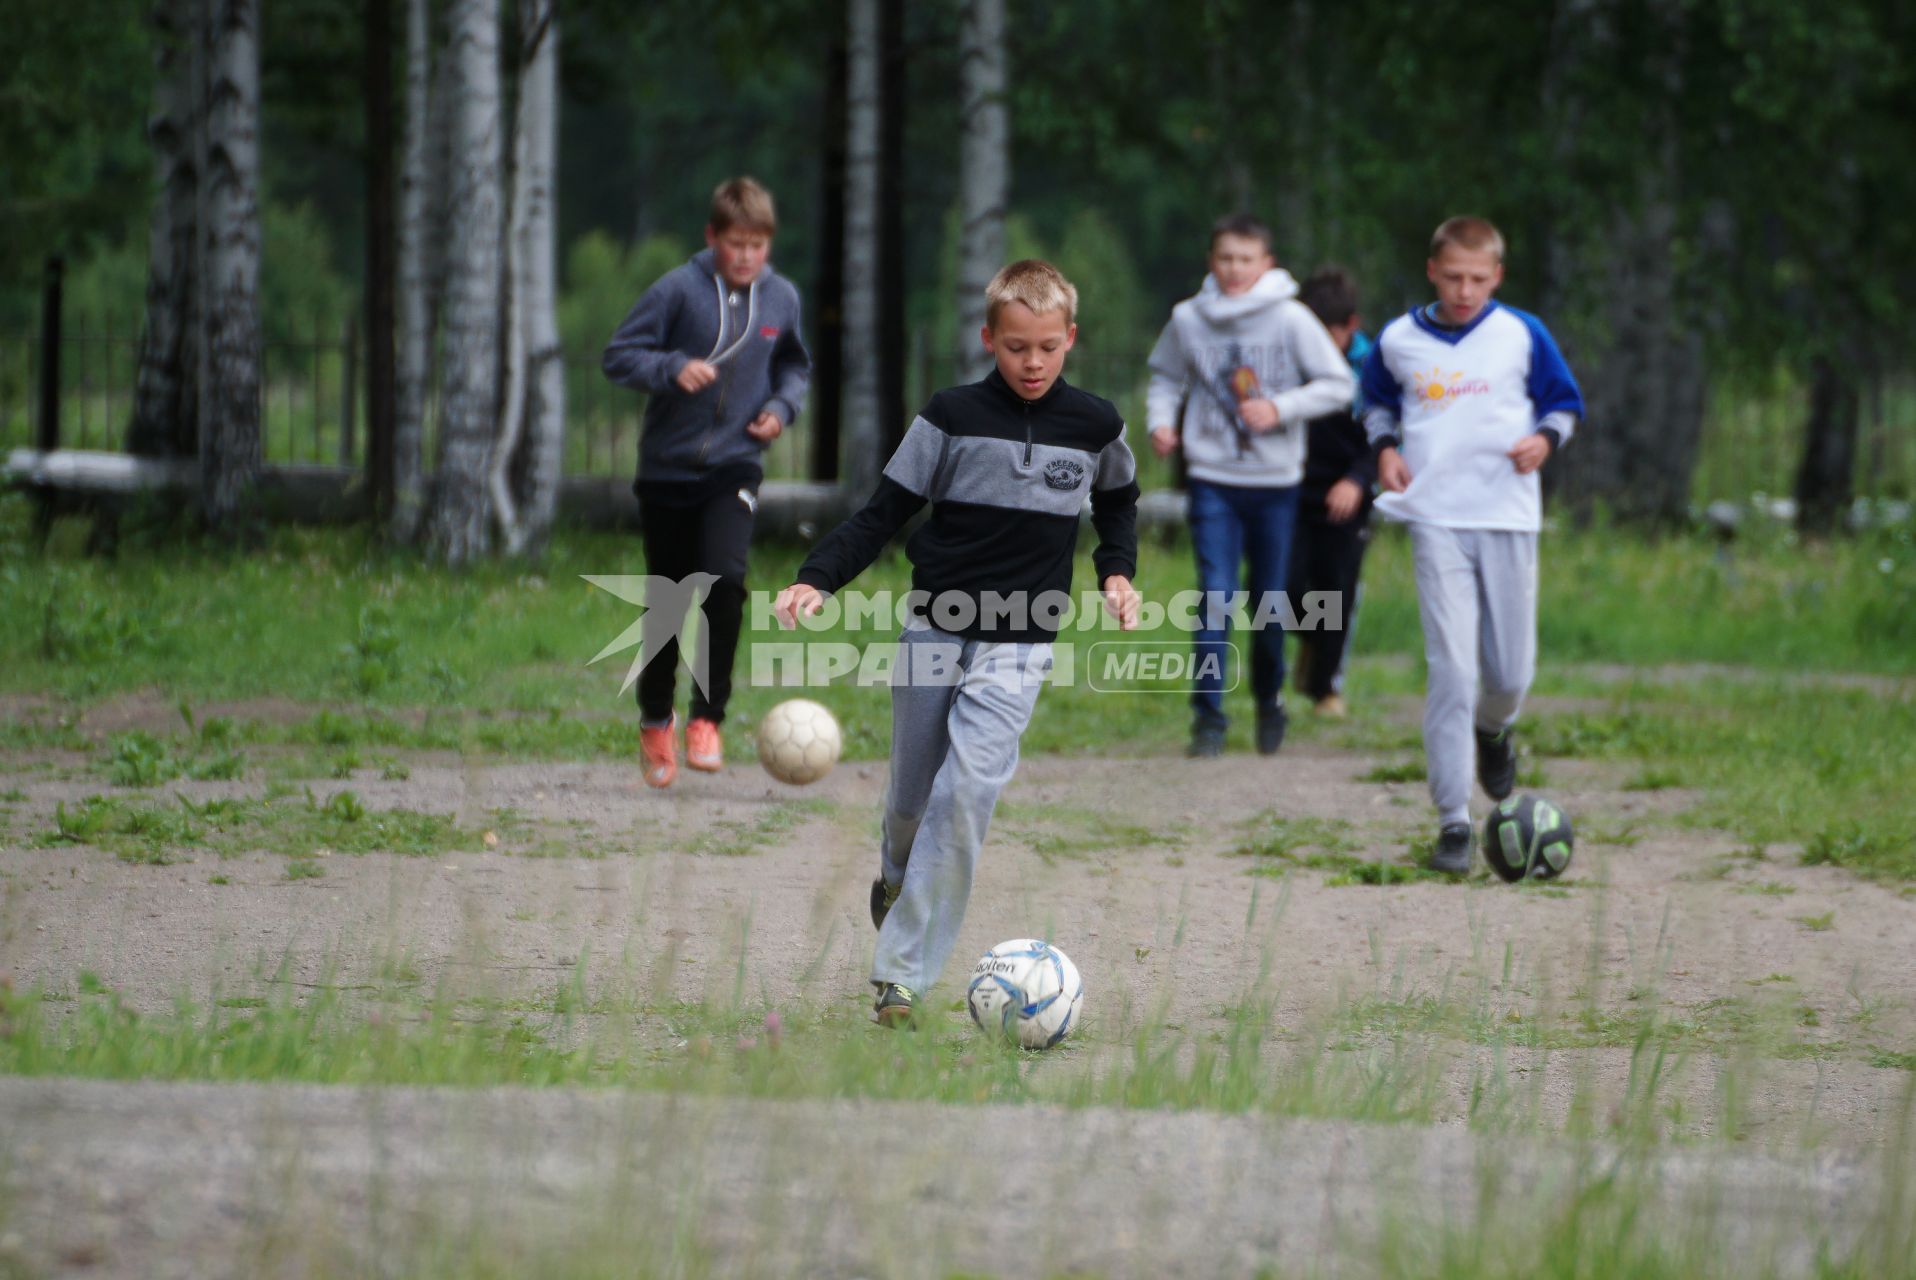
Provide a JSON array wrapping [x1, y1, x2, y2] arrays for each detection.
[[197, 0, 262, 534], [514, 0, 565, 556], [427, 0, 502, 565], [955, 0, 1006, 383], [840, 0, 882, 499], [391, 0, 433, 541], [127, 0, 200, 461]]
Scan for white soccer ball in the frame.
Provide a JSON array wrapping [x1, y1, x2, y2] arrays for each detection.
[[967, 938, 1084, 1050], [755, 698, 842, 786]]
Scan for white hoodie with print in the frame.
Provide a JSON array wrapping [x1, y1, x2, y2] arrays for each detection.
[[1145, 267, 1355, 488]]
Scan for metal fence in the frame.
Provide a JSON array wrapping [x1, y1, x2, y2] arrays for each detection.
[[5, 324, 1913, 505]]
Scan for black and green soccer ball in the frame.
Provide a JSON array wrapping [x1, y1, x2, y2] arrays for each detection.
[[1482, 794, 1574, 882]]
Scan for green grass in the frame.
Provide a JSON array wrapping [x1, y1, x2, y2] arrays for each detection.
[[687, 798, 837, 858], [36, 788, 492, 863], [2, 494, 1913, 879]]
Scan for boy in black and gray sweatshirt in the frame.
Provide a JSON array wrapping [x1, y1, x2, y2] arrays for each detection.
[[602, 176, 811, 788], [775, 260, 1140, 1029]]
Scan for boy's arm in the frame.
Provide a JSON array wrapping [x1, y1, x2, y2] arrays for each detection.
[[1144, 318, 1187, 434], [1270, 305, 1357, 425], [1337, 411, 1378, 491], [1357, 341, 1405, 451], [1090, 425, 1141, 589], [600, 279, 690, 394], [793, 416, 942, 594], [763, 294, 814, 427], [1520, 313, 1585, 451]]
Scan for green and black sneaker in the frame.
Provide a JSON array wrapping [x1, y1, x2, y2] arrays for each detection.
[[870, 877, 901, 930], [873, 982, 919, 1029]]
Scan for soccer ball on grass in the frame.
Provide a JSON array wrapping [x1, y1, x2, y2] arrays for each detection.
[[967, 938, 1083, 1049], [1481, 794, 1574, 881]]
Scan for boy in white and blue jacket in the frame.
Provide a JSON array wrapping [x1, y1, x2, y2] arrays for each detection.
[[1359, 216, 1584, 874]]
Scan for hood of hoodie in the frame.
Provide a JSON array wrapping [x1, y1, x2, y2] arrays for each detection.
[[691, 246, 781, 291], [1192, 266, 1299, 328]]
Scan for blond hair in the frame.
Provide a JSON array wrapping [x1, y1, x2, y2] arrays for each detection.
[[709, 176, 777, 236], [984, 259, 1079, 328], [1430, 215, 1505, 261]]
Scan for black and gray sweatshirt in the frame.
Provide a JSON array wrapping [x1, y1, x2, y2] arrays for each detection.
[[796, 370, 1140, 642], [601, 248, 811, 493]]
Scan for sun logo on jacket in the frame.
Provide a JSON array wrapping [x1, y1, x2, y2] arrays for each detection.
[[1410, 368, 1464, 404]]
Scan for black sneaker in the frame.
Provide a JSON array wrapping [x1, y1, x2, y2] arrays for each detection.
[[873, 982, 918, 1029], [1430, 823, 1473, 875], [869, 877, 900, 930], [1187, 719, 1226, 758], [1476, 727, 1517, 800], [1256, 704, 1289, 756]]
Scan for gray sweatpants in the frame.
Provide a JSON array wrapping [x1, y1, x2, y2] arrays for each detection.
[[1408, 524, 1538, 827], [872, 623, 1052, 994]]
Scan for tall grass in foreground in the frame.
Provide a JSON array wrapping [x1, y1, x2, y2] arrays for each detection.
[[4, 966, 1910, 1280]]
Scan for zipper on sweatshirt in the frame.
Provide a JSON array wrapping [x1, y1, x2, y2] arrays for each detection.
[[1022, 400, 1033, 466], [698, 374, 725, 466]]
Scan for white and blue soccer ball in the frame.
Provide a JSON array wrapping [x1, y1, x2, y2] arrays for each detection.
[[967, 938, 1083, 1050]]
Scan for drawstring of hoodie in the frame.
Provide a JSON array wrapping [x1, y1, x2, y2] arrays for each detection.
[[704, 274, 761, 367]]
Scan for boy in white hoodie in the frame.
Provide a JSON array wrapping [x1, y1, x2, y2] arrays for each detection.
[[1147, 215, 1356, 758]]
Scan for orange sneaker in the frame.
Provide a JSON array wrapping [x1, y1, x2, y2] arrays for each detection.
[[640, 716, 678, 789], [686, 717, 723, 773]]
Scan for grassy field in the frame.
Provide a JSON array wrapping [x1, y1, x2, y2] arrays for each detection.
[[5, 492, 1911, 879]]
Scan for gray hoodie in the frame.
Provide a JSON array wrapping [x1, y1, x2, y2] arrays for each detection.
[[601, 248, 812, 486], [1145, 267, 1355, 488]]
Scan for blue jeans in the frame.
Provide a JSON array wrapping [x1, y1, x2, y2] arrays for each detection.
[[1188, 479, 1299, 725]]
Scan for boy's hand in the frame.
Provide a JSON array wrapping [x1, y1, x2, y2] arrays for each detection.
[[1507, 432, 1552, 475], [1240, 398, 1281, 433], [773, 584, 824, 630], [1101, 575, 1141, 631], [1378, 447, 1412, 493], [675, 359, 719, 393], [1326, 477, 1364, 523], [747, 411, 783, 442], [1149, 426, 1179, 458]]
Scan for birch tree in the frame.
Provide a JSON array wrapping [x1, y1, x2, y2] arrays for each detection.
[[955, 0, 1007, 383], [840, 0, 883, 500], [426, 0, 503, 565], [391, 0, 434, 542], [491, 0, 564, 557], [127, 0, 200, 461], [197, 0, 262, 532]]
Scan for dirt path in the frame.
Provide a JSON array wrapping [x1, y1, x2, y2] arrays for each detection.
[[2, 691, 1914, 1274]]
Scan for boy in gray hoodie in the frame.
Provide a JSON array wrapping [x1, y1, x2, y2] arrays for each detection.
[[1146, 215, 1354, 758], [602, 177, 812, 788]]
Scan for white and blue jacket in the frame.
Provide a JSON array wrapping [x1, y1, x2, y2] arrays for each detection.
[[1359, 301, 1583, 532]]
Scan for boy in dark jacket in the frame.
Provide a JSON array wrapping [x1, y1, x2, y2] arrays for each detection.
[[1289, 267, 1376, 719], [602, 177, 812, 787]]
